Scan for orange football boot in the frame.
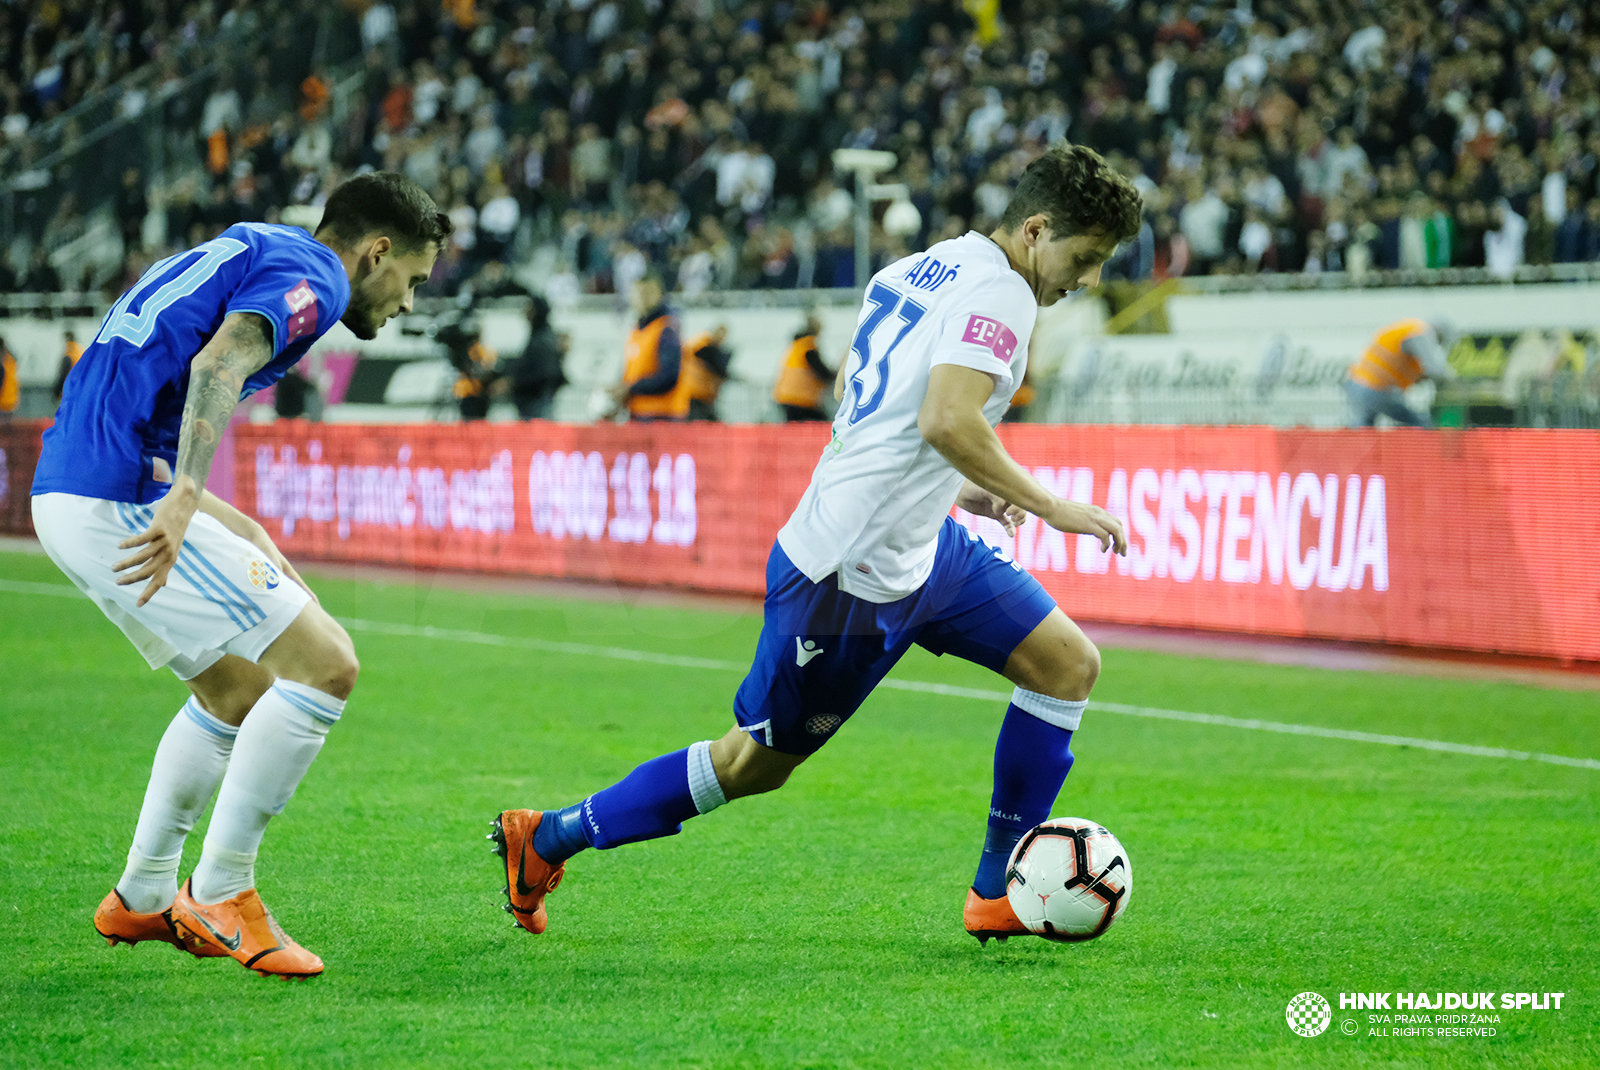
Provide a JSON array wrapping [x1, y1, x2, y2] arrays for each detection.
[[169, 880, 324, 980], [92, 888, 224, 956], [489, 809, 565, 934], [964, 888, 1031, 945]]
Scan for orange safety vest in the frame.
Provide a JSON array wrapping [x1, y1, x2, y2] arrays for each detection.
[[772, 335, 826, 409], [680, 332, 724, 403], [1350, 318, 1429, 391], [452, 340, 497, 398], [64, 340, 83, 366], [624, 313, 692, 419], [0, 350, 17, 413]]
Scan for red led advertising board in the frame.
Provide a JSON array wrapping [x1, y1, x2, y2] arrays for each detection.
[[226, 422, 1600, 663]]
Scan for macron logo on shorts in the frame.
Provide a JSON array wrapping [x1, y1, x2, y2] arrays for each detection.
[[795, 638, 824, 667], [284, 279, 318, 343], [961, 314, 1018, 364]]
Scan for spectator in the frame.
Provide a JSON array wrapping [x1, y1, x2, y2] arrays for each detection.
[[463, 108, 506, 177], [1525, 194, 1556, 266], [508, 296, 567, 421], [18, 248, 61, 293], [569, 123, 613, 208], [1179, 179, 1229, 273], [1324, 128, 1372, 200], [1484, 200, 1528, 279], [477, 184, 521, 263], [1554, 189, 1587, 264], [53, 330, 84, 407]]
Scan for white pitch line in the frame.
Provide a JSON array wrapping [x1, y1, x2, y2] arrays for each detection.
[[5, 580, 1595, 772], [339, 617, 1600, 773], [0, 578, 84, 599]]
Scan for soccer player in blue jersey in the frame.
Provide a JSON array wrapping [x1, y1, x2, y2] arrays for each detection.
[[31, 171, 448, 979], [491, 144, 1142, 943]]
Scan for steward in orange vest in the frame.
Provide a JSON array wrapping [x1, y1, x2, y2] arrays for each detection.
[[1347, 317, 1456, 427], [620, 277, 691, 421], [682, 325, 732, 421], [773, 312, 834, 422], [452, 338, 500, 421], [0, 339, 17, 417]]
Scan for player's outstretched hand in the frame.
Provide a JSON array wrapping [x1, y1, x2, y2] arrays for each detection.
[[1045, 500, 1127, 556], [113, 488, 198, 606], [956, 484, 1028, 536]]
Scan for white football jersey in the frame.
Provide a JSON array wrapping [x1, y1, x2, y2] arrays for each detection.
[[777, 231, 1037, 602]]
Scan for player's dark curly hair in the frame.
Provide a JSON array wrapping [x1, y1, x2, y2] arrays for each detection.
[[316, 171, 451, 254], [999, 143, 1143, 243]]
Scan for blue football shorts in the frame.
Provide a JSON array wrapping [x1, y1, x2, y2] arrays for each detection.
[[733, 516, 1059, 756]]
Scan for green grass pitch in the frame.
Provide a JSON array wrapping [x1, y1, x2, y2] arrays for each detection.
[[1, 547, 1596, 1069]]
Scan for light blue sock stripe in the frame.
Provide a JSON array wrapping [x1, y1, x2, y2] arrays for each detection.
[[273, 684, 342, 726], [183, 697, 239, 740]]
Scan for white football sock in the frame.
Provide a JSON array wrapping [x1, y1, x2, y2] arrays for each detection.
[[116, 698, 238, 914], [190, 680, 342, 904]]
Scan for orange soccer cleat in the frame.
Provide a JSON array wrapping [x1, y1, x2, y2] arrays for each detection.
[[964, 887, 1032, 945], [93, 888, 224, 956], [489, 809, 565, 935], [168, 880, 324, 980]]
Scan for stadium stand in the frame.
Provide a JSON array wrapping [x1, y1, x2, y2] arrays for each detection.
[[4, 0, 1600, 300]]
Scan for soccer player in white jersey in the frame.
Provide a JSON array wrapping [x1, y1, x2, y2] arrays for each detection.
[[493, 143, 1141, 943], [30, 173, 446, 979]]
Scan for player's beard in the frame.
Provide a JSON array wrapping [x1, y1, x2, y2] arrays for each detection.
[[340, 284, 385, 340]]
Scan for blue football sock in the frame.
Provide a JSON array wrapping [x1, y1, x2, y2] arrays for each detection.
[[531, 802, 591, 865], [538, 741, 728, 860], [583, 747, 700, 850], [972, 693, 1081, 900]]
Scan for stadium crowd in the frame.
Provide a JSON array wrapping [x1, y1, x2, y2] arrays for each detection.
[[4, 0, 1600, 297]]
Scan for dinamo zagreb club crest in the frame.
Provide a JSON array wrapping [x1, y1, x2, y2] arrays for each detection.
[[248, 559, 281, 591]]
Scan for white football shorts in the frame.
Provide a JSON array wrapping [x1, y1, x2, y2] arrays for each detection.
[[31, 492, 311, 680]]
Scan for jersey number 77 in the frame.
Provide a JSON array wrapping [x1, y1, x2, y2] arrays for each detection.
[[843, 281, 927, 425]]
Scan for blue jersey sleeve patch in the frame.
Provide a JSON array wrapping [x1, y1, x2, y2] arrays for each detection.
[[224, 224, 350, 358]]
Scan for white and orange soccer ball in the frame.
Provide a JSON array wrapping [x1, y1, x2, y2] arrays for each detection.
[[1005, 818, 1132, 942]]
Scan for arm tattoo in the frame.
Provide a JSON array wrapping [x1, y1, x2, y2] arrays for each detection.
[[175, 312, 273, 490]]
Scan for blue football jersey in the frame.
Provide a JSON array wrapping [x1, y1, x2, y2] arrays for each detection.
[[33, 222, 350, 504]]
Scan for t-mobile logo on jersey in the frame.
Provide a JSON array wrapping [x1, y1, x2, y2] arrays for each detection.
[[284, 279, 319, 343], [961, 314, 1018, 363]]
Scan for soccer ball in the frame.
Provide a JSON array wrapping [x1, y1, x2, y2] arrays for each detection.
[[1005, 818, 1132, 942]]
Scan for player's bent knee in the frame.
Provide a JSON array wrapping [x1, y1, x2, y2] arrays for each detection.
[[1073, 639, 1102, 695], [722, 763, 794, 800], [262, 605, 361, 700], [710, 727, 805, 801], [319, 645, 360, 701], [307, 627, 360, 700], [1012, 630, 1100, 702]]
